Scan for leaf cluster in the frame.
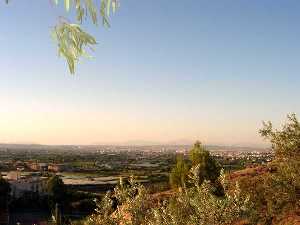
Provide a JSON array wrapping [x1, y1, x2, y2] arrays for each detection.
[[259, 113, 300, 158], [52, 23, 97, 74], [51, 0, 119, 74]]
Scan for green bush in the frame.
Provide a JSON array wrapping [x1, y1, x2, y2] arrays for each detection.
[[80, 170, 250, 225]]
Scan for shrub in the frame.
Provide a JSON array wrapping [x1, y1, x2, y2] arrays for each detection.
[[81, 170, 250, 225], [259, 113, 300, 159]]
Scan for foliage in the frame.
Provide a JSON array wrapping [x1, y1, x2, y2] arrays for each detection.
[[84, 176, 151, 225], [9, 191, 50, 211], [0, 175, 11, 208], [70, 198, 96, 213], [236, 160, 300, 224], [170, 141, 221, 188], [149, 169, 250, 225], [259, 113, 300, 158], [169, 155, 189, 188], [5, 0, 119, 74], [189, 141, 205, 165], [47, 175, 67, 204], [80, 170, 250, 225], [55, 0, 120, 74], [263, 160, 300, 221], [52, 22, 97, 74], [189, 141, 221, 185], [233, 113, 300, 223], [0, 175, 11, 196]]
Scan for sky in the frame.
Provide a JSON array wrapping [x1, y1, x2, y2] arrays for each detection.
[[0, 0, 300, 146]]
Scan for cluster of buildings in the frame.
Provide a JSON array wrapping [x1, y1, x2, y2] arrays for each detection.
[[5, 171, 48, 198], [213, 150, 273, 162], [0, 160, 70, 173], [27, 162, 67, 172], [0, 161, 70, 199]]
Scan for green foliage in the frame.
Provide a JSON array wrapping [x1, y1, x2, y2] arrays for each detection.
[[52, 0, 119, 74], [234, 114, 300, 223], [80, 170, 250, 225], [6, 0, 119, 74], [189, 140, 205, 165], [150, 170, 250, 225], [259, 113, 300, 158], [85, 176, 151, 225], [169, 155, 189, 188], [169, 141, 221, 189], [52, 23, 97, 74], [189, 141, 221, 184], [263, 160, 300, 220]]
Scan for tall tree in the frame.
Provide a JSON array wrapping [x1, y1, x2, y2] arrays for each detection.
[[0, 175, 11, 208], [189, 141, 221, 185], [47, 175, 66, 204], [169, 155, 189, 188]]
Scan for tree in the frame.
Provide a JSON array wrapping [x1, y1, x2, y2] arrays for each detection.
[[189, 141, 221, 185], [46, 175, 66, 204], [0, 175, 11, 208], [259, 113, 300, 159], [169, 155, 189, 188], [169, 141, 221, 189], [254, 113, 300, 223], [5, 0, 119, 74]]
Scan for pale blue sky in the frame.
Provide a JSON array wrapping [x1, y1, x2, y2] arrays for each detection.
[[0, 1, 299, 145]]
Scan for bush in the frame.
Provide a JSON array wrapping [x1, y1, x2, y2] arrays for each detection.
[[80, 170, 250, 225], [259, 113, 300, 159]]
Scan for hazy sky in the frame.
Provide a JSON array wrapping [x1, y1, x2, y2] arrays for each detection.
[[0, 1, 300, 146]]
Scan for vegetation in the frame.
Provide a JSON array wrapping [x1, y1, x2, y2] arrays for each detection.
[[149, 169, 250, 225], [170, 141, 221, 188], [189, 141, 221, 185], [169, 155, 189, 188], [78, 114, 300, 225], [233, 114, 300, 224], [82, 170, 250, 225], [259, 113, 300, 158], [47, 175, 67, 203], [5, 0, 119, 74], [0, 174, 11, 208], [2, 115, 299, 224]]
